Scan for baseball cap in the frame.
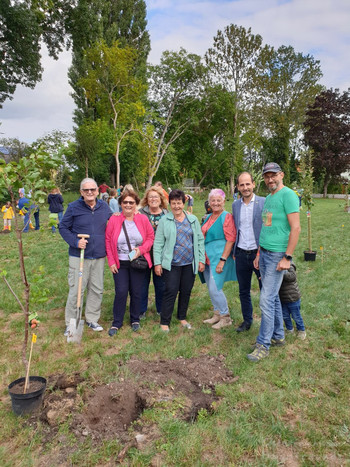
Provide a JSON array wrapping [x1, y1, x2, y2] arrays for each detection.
[[262, 162, 282, 174]]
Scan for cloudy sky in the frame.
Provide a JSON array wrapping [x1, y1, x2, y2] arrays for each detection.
[[1, 0, 350, 143]]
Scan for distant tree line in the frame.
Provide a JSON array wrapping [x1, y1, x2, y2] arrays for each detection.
[[1, 1, 350, 194]]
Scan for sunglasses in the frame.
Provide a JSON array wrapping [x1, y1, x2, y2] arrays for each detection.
[[122, 200, 136, 205], [81, 188, 97, 193]]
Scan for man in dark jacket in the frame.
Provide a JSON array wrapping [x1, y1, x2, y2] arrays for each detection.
[[60, 178, 112, 335]]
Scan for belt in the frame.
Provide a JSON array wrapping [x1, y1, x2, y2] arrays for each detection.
[[237, 247, 258, 254]]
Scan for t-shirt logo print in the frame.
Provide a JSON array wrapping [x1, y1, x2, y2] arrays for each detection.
[[262, 209, 273, 227]]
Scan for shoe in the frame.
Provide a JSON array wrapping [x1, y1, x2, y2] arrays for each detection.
[[212, 314, 232, 329], [108, 327, 118, 337], [86, 321, 103, 332], [271, 338, 286, 347], [160, 325, 169, 333], [203, 310, 220, 324], [297, 330, 306, 340], [139, 313, 146, 320], [236, 321, 251, 332], [131, 322, 140, 332], [181, 322, 192, 329], [286, 328, 294, 334], [64, 326, 70, 337], [247, 343, 269, 362]]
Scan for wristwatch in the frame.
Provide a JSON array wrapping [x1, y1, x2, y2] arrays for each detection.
[[284, 254, 292, 261]]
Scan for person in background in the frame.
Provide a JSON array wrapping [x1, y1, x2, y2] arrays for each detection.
[[98, 182, 110, 199], [155, 181, 169, 203], [47, 187, 64, 233], [105, 190, 154, 336], [59, 178, 112, 336], [2, 201, 15, 231], [279, 262, 306, 340], [201, 189, 237, 329], [153, 189, 205, 332], [232, 172, 265, 332], [139, 186, 168, 318], [17, 189, 32, 232], [108, 189, 120, 213], [185, 194, 194, 213]]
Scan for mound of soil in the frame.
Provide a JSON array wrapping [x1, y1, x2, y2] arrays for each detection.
[[39, 356, 238, 454]]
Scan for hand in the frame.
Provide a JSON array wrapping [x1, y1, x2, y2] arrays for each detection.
[[253, 255, 259, 270], [276, 257, 290, 271], [215, 261, 224, 274], [78, 238, 88, 249], [109, 264, 118, 274], [198, 262, 205, 273], [154, 265, 163, 276], [133, 247, 141, 259]]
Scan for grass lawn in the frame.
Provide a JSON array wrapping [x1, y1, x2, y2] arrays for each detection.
[[0, 195, 349, 466]]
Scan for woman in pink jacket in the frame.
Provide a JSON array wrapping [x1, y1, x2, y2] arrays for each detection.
[[105, 190, 154, 336]]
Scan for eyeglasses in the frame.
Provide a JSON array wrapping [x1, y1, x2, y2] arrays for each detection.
[[122, 200, 136, 205], [81, 188, 97, 193], [263, 173, 280, 180]]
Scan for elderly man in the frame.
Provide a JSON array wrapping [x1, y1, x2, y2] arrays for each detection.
[[60, 178, 112, 336], [232, 172, 265, 332], [247, 163, 300, 362]]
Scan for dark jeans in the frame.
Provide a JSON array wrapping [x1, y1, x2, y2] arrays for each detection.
[[235, 247, 262, 325], [160, 264, 195, 326], [111, 260, 146, 328], [33, 208, 40, 230], [282, 299, 305, 331], [141, 266, 165, 315]]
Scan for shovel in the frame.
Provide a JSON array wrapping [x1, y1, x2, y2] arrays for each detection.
[[67, 234, 90, 343]]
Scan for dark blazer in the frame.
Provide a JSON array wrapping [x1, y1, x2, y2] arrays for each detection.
[[232, 195, 265, 255]]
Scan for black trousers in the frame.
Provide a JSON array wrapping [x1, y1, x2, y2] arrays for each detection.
[[160, 264, 195, 326]]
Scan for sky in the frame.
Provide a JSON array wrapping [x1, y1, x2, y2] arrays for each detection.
[[1, 0, 350, 143]]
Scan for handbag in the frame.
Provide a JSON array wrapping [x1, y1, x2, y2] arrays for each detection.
[[122, 222, 149, 270]]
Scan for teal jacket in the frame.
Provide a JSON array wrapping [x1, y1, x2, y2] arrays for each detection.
[[153, 211, 205, 273]]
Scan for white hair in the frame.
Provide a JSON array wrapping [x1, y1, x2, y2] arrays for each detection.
[[80, 178, 98, 190]]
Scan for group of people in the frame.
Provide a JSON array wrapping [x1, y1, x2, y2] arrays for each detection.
[[59, 161, 305, 362]]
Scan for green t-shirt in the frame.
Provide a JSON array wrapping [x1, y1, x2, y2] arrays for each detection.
[[259, 187, 299, 252]]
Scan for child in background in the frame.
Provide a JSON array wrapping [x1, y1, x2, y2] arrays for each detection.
[[279, 262, 306, 340], [2, 201, 15, 231], [185, 194, 194, 213]]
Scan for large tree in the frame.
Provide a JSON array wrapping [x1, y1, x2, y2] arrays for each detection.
[[304, 88, 350, 196], [0, 0, 70, 106]]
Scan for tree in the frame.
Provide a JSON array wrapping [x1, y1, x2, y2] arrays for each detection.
[[254, 45, 323, 181], [304, 88, 350, 196], [146, 48, 207, 188], [79, 40, 145, 187], [0, 137, 28, 162], [0, 0, 71, 106], [205, 24, 267, 192]]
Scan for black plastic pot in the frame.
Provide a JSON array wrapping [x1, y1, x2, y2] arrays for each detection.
[[8, 376, 46, 415], [304, 250, 316, 261]]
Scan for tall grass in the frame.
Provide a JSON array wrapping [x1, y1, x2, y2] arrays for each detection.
[[0, 196, 349, 466]]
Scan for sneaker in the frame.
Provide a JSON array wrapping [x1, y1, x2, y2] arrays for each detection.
[[236, 321, 252, 332], [212, 314, 232, 329], [131, 322, 140, 332], [64, 326, 70, 337], [86, 321, 103, 332], [286, 328, 294, 334], [139, 313, 146, 320], [297, 330, 306, 340], [247, 343, 269, 362], [108, 327, 118, 337], [271, 338, 286, 347]]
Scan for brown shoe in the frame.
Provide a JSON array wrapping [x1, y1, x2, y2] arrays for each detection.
[[212, 314, 232, 329], [203, 310, 220, 324]]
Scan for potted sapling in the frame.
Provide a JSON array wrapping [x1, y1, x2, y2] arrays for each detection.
[[0, 150, 61, 415], [299, 150, 316, 261]]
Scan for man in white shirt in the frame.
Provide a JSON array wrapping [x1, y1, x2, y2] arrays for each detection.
[[232, 172, 265, 332]]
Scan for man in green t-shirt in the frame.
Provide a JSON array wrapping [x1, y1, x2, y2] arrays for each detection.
[[247, 162, 301, 362]]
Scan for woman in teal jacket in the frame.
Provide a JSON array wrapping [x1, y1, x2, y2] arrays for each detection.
[[154, 189, 205, 331]]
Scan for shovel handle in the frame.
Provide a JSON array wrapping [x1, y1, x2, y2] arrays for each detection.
[[76, 234, 90, 310]]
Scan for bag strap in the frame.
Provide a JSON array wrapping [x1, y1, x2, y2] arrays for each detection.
[[122, 221, 132, 252]]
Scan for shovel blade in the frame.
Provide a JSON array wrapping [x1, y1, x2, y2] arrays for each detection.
[[67, 318, 84, 343]]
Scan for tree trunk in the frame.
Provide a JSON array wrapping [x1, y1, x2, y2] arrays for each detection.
[[322, 173, 331, 198], [115, 142, 121, 188], [146, 173, 154, 190]]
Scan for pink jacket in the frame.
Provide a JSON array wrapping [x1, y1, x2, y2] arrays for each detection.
[[105, 213, 155, 269]]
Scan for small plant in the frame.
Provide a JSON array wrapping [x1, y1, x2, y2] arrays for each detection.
[[299, 150, 315, 255], [0, 150, 61, 384]]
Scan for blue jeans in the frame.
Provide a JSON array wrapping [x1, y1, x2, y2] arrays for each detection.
[[282, 299, 305, 331], [256, 249, 285, 349], [235, 247, 261, 325], [140, 266, 165, 315], [23, 211, 30, 232], [52, 211, 63, 233], [203, 264, 229, 315]]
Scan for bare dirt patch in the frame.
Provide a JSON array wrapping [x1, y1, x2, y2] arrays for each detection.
[[34, 355, 237, 459]]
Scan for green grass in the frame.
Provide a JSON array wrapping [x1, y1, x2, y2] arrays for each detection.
[[0, 196, 349, 466]]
